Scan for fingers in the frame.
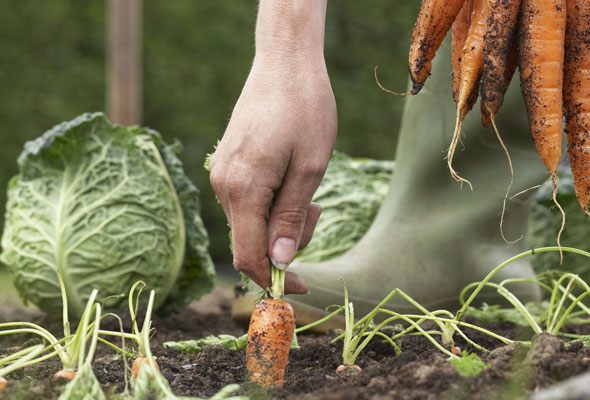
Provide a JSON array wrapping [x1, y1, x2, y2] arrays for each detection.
[[268, 162, 327, 269], [299, 202, 322, 250]]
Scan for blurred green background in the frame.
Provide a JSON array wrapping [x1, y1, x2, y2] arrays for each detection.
[[0, 0, 418, 267]]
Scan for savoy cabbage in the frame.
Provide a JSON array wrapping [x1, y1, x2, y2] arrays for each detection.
[[0, 113, 214, 315]]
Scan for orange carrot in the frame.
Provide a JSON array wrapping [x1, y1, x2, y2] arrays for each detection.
[[246, 298, 295, 388], [52, 370, 77, 383], [409, 0, 466, 94], [132, 357, 160, 379], [518, 0, 566, 175], [481, 0, 522, 125], [0, 377, 6, 392], [481, 44, 518, 127], [447, 0, 491, 187], [564, 0, 590, 213], [452, 0, 474, 103]]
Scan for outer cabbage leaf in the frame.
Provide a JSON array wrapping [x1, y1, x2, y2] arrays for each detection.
[[527, 165, 590, 283], [295, 151, 394, 262], [0, 113, 214, 315]]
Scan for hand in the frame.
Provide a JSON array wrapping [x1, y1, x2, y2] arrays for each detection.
[[209, 56, 337, 294]]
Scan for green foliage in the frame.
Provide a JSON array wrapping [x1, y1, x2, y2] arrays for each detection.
[[164, 334, 247, 355], [464, 302, 548, 327], [450, 351, 490, 377], [0, 113, 214, 316], [528, 165, 590, 284], [296, 151, 394, 262]]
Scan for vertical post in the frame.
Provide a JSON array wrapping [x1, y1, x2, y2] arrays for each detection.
[[107, 0, 142, 125]]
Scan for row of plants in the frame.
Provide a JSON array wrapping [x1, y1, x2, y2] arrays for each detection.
[[165, 246, 590, 389]]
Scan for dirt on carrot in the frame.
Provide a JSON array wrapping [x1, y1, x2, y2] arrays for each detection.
[[245, 298, 295, 388], [409, 0, 466, 94], [564, 0, 590, 213]]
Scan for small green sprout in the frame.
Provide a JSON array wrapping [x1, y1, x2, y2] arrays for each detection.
[[450, 351, 490, 377]]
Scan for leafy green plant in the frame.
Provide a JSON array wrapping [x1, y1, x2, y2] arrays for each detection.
[[0, 283, 109, 382], [456, 247, 590, 338], [0, 112, 214, 316], [58, 294, 105, 400], [450, 351, 490, 377]]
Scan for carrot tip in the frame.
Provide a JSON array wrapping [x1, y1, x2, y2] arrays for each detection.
[[53, 370, 77, 384], [411, 81, 423, 95], [132, 357, 159, 379]]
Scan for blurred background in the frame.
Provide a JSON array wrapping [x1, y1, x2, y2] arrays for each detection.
[[0, 0, 418, 285]]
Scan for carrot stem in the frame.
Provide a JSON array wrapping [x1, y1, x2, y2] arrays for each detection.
[[270, 264, 285, 299]]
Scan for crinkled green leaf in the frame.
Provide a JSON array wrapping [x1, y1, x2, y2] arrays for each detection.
[[0, 113, 214, 316], [295, 151, 393, 262]]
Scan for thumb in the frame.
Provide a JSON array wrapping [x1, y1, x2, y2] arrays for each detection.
[[268, 163, 325, 269]]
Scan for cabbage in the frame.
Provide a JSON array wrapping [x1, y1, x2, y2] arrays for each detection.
[[527, 164, 590, 283], [0, 113, 214, 316], [295, 151, 394, 262]]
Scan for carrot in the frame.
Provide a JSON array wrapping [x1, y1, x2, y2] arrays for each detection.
[[452, 0, 473, 103], [481, 44, 518, 127], [409, 0, 466, 94], [52, 370, 77, 383], [564, 0, 590, 213], [0, 377, 6, 392], [447, 0, 491, 187], [518, 0, 566, 175], [480, 0, 522, 126], [132, 357, 160, 379], [245, 298, 295, 388]]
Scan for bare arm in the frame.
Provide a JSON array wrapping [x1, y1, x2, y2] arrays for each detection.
[[210, 0, 336, 293]]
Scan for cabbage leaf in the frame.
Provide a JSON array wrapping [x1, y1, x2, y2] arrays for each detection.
[[0, 113, 214, 315]]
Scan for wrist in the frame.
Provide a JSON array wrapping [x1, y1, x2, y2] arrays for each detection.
[[254, 0, 327, 67]]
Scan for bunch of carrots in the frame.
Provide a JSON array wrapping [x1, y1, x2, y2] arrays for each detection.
[[408, 0, 590, 214]]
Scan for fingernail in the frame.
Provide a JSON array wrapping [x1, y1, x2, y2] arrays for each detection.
[[271, 237, 297, 270]]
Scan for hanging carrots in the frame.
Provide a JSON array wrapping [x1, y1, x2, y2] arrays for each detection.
[[480, 0, 522, 125], [519, 0, 566, 177], [409, 0, 466, 94], [405, 0, 590, 216], [451, 0, 473, 103], [564, 0, 590, 213], [447, 0, 490, 187]]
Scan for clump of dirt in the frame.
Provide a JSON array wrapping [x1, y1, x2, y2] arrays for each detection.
[[1, 289, 590, 400]]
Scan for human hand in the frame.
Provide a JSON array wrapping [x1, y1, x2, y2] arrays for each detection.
[[210, 53, 337, 294]]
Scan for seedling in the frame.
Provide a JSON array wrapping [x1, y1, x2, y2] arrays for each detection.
[[456, 246, 590, 339], [98, 281, 160, 379], [0, 280, 111, 382]]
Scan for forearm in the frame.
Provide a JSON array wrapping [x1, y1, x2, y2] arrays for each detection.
[[254, 0, 328, 67]]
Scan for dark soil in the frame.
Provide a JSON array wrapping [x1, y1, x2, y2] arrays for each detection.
[[1, 288, 590, 400]]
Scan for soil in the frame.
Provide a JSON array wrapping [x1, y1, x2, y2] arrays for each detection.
[[1, 287, 590, 400]]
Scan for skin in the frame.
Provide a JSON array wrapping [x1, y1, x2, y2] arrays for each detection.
[[210, 1, 336, 294]]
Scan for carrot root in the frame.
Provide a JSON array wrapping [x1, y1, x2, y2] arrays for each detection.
[[246, 298, 295, 388], [0, 377, 7, 392], [551, 173, 565, 264], [490, 115, 522, 244]]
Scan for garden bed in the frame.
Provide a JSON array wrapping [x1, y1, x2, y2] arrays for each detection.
[[1, 287, 589, 400]]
